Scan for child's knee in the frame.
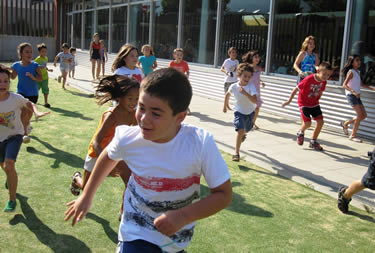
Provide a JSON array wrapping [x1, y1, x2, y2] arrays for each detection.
[[316, 119, 324, 126], [3, 159, 16, 173]]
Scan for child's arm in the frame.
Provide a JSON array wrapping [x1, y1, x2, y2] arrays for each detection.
[[342, 71, 360, 98], [89, 42, 93, 60], [293, 51, 305, 77], [64, 149, 118, 226], [220, 65, 227, 74], [53, 55, 59, 67], [281, 87, 299, 107], [26, 66, 43, 82], [360, 79, 375, 92], [239, 86, 257, 104], [154, 179, 232, 236], [91, 112, 116, 156], [315, 53, 320, 72], [223, 92, 231, 112], [104, 48, 108, 60], [152, 59, 158, 70], [185, 70, 190, 78]]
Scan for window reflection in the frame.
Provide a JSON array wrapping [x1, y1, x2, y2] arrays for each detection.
[[84, 11, 94, 49], [73, 13, 82, 48], [112, 6, 128, 53], [129, 3, 150, 50]]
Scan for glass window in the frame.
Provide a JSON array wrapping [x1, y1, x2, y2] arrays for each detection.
[[73, 13, 82, 48], [84, 11, 95, 49], [85, 0, 95, 9], [73, 1, 83, 11], [67, 14, 73, 47], [113, 0, 128, 5], [270, 0, 346, 80], [152, 0, 178, 59], [348, 0, 375, 85], [97, 9, 109, 43], [182, 0, 217, 64], [129, 3, 150, 50], [220, 0, 270, 65], [98, 0, 110, 7], [112, 6, 128, 53]]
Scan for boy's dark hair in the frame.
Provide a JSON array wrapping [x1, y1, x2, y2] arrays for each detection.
[[141, 68, 192, 115], [242, 50, 260, 64], [69, 47, 76, 53], [342, 55, 360, 77], [237, 62, 254, 76], [0, 65, 10, 78], [319, 61, 333, 71], [62, 43, 69, 49], [17, 42, 32, 60], [37, 43, 47, 51], [112, 44, 138, 72], [95, 75, 140, 106]]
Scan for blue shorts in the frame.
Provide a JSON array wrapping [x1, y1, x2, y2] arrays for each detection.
[[117, 240, 186, 253], [0, 135, 23, 163], [347, 94, 363, 106], [361, 148, 375, 190], [234, 111, 254, 132]]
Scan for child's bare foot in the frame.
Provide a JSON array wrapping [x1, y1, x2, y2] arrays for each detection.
[[35, 111, 50, 121]]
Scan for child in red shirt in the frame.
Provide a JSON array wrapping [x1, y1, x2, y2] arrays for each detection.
[[282, 62, 333, 151], [169, 48, 189, 78]]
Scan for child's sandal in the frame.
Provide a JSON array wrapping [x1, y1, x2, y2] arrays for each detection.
[[340, 121, 349, 135], [232, 154, 240, 162], [70, 171, 82, 196]]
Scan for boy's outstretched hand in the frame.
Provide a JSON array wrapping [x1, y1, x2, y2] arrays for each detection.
[[154, 210, 189, 237], [64, 195, 93, 226], [281, 101, 290, 107]]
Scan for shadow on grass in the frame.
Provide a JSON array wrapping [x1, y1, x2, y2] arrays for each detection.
[[86, 213, 117, 244], [9, 194, 91, 253], [238, 165, 287, 180], [347, 211, 375, 223], [66, 89, 95, 99], [200, 183, 273, 218], [48, 107, 93, 121], [27, 136, 84, 169]]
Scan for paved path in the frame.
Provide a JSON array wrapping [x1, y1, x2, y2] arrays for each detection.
[[49, 64, 375, 210]]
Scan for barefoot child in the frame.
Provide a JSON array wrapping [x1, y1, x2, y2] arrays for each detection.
[[53, 43, 72, 89], [70, 75, 139, 197], [282, 62, 333, 151], [113, 44, 143, 83], [223, 63, 257, 161], [340, 55, 375, 142], [0, 65, 33, 212], [65, 68, 232, 253], [34, 43, 53, 108], [137, 44, 157, 76], [221, 47, 239, 94]]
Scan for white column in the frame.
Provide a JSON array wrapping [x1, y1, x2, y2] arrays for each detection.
[[213, 0, 223, 67], [177, 0, 184, 48], [265, 0, 275, 74]]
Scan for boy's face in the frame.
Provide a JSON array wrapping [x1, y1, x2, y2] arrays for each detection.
[[228, 50, 237, 59], [317, 68, 332, 81], [0, 73, 10, 94], [239, 71, 252, 85], [174, 51, 184, 61], [71, 50, 76, 56], [39, 48, 47, 57], [136, 90, 186, 143], [62, 47, 69, 53]]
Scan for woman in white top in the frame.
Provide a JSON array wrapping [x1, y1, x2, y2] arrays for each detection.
[[341, 55, 375, 142]]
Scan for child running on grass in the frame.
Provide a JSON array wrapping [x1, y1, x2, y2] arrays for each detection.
[[69, 47, 77, 79], [34, 43, 53, 108], [53, 43, 72, 89], [0, 65, 33, 212], [338, 147, 375, 213], [65, 68, 232, 253], [242, 50, 265, 130], [137, 44, 157, 76], [223, 63, 257, 162], [113, 44, 143, 83], [282, 62, 333, 151], [70, 75, 139, 197], [339, 55, 375, 143]]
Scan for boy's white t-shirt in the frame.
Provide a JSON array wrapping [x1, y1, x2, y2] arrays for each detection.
[[0, 93, 28, 142], [107, 124, 231, 252], [228, 82, 257, 115], [222, 58, 239, 83], [113, 66, 144, 83]]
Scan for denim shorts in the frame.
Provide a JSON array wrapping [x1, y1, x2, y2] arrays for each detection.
[[361, 148, 375, 190], [116, 240, 186, 253], [234, 111, 254, 132], [347, 94, 363, 107], [0, 135, 23, 163]]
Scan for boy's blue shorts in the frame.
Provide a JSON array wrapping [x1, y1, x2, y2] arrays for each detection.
[[117, 240, 186, 253], [234, 111, 254, 133], [362, 149, 375, 190], [0, 135, 23, 163]]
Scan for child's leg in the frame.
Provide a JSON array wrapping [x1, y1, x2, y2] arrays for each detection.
[[69, 70, 71, 78], [2, 159, 17, 201], [96, 60, 101, 79], [253, 107, 260, 127], [91, 59, 96, 80], [81, 170, 91, 190], [312, 118, 324, 140], [235, 129, 246, 155], [72, 68, 75, 78], [350, 104, 367, 138], [344, 180, 365, 199], [61, 70, 68, 89], [102, 62, 105, 76]]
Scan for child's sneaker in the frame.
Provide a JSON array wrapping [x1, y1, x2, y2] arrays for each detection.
[[309, 140, 323, 151], [297, 131, 304, 145], [4, 200, 16, 212], [337, 186, 351, 213]]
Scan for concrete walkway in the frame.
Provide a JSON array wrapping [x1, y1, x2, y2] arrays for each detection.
[[49, 64, 375, 210]]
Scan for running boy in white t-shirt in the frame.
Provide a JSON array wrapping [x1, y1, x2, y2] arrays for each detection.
[[65, 68, 232, 252], [221, 47, 239, 94], [223, 63, 257, 162]]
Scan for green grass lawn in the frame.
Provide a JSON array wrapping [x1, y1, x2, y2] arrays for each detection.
[[1, 78, 375, 253]]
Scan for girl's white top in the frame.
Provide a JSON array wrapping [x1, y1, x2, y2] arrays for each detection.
[[345, 69, 361, 95]]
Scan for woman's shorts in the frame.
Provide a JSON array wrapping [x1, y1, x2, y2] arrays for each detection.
[[0, 135, 23, 163], [19, 93, 38, 104], [347, 94, 363, 107], [234, 111, 254, 133], [361, 149, 375, 190], [83, 154, 97, 172]]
